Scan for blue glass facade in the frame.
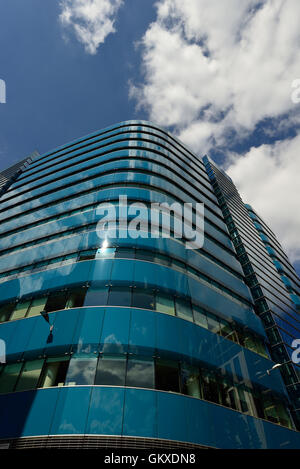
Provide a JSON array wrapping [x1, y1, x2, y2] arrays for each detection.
[[203, 156, 300, 430], [0, 121, 299, 449]]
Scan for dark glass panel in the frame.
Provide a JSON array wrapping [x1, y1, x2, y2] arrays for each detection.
[[115, 248, 135, 259], [84, 287, 108, 307], [132, 289, 155, 310], [181, 364, 201, 398], [107, 287, 131, 307], [0, 303, 14, 323], [45, 291, 68, 313], [175, 298, 193, 321], [201, 369, 220, 405], [126, 357, 155, 389], [66, 288, 87, 308], [155, 360, 180, 393], [78, 250, 96, 261], [206, 313, 221, 335], [95, 355, 126, 386], [15, 359, 44, 392], [0, 363, 23, 394], [65, 355, 97, 386], [192, 305, 208, 329]]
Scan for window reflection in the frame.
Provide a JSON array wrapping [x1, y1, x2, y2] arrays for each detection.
[[39, 357, 69, 388], [181, 364, 201, 399], [95, 355, 126, 386], [0, 352, 294, 429], [156, 294, 174, 316], [0, 283, 268, 359], [126, 357, 154, 389], [0, 363, 23, 394], [0, 303, 14, 323], [27, 297, 47, 318], [10, 300, 31, 320], [132, 289, 155, 310], [15, 359, 44, 392], [108, 287, 131, 307], [84, 287, 108, 307], [65, 355, 97, 386], [175, 298, 193, 321]]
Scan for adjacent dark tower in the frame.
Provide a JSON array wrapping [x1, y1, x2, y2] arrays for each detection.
[[203, 155, 300, 429]]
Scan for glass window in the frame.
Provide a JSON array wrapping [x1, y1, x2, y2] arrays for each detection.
[[95, 247, 115, 258], [15, 359, 44, 392], [218, 374, 237, 410], [181, 364, 201, 398], [0, 303, 15, 323], [274, 401, 293, 429], [193, 306, 208, 329], [253, 394, 266, 419], [155, 253, 171, 267], [156, 293, 174, 316], [155, 360, 180, 393], [132, 289, 155, 310], [66, 288, 87, 308], [78, 250, 96, 261], [135, 250, 154, 262], [219, 318, 234, 338], [243, 332, 259, 353], [175, 298, 193, 321], [27, 297, 47, 318], [64, 253, 77, 261], [45, 291, 68, 313], [48, 256, 64, 265], [237, 387, 255, 416], [84, 287, 108, 307], [108, 287, 131, 307], [201, 369, 220, 405], [262, 395, 279, 424], [115, 248, 135, 259], [267, 327, 282, 346], [254, 338, 268, 358], [126, 356, 154, 389], [39, 357, 69, 388], [206, 313, 221, 335], [95, 355, 126, 386], [10, 300, 31, 320], [65, 355, 97, 386], [0, 363, 23, 394]]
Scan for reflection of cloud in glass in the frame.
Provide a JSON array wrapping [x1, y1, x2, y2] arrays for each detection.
[[66, 358, 97, 385], [89, 389, 123, 434], [127, 361, 154, 388]]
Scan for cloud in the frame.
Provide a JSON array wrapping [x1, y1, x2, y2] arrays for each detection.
[[226, 135, 300, 263], [59, 0, 123, 54], [130, 0, 300, 262], [131, 0, 300, 152]]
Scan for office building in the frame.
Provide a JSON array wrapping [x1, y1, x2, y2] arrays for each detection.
[[0, 121, 299, 448]]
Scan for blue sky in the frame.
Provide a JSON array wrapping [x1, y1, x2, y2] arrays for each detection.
[[0, 0, 156, 168], [0, 0, 299, 273]]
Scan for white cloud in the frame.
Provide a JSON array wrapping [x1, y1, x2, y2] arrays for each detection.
[[226, 135, 300, 263], [131, 0, 300, 261], [131, 0, 300, 152], [59, 0, 123, 54]]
